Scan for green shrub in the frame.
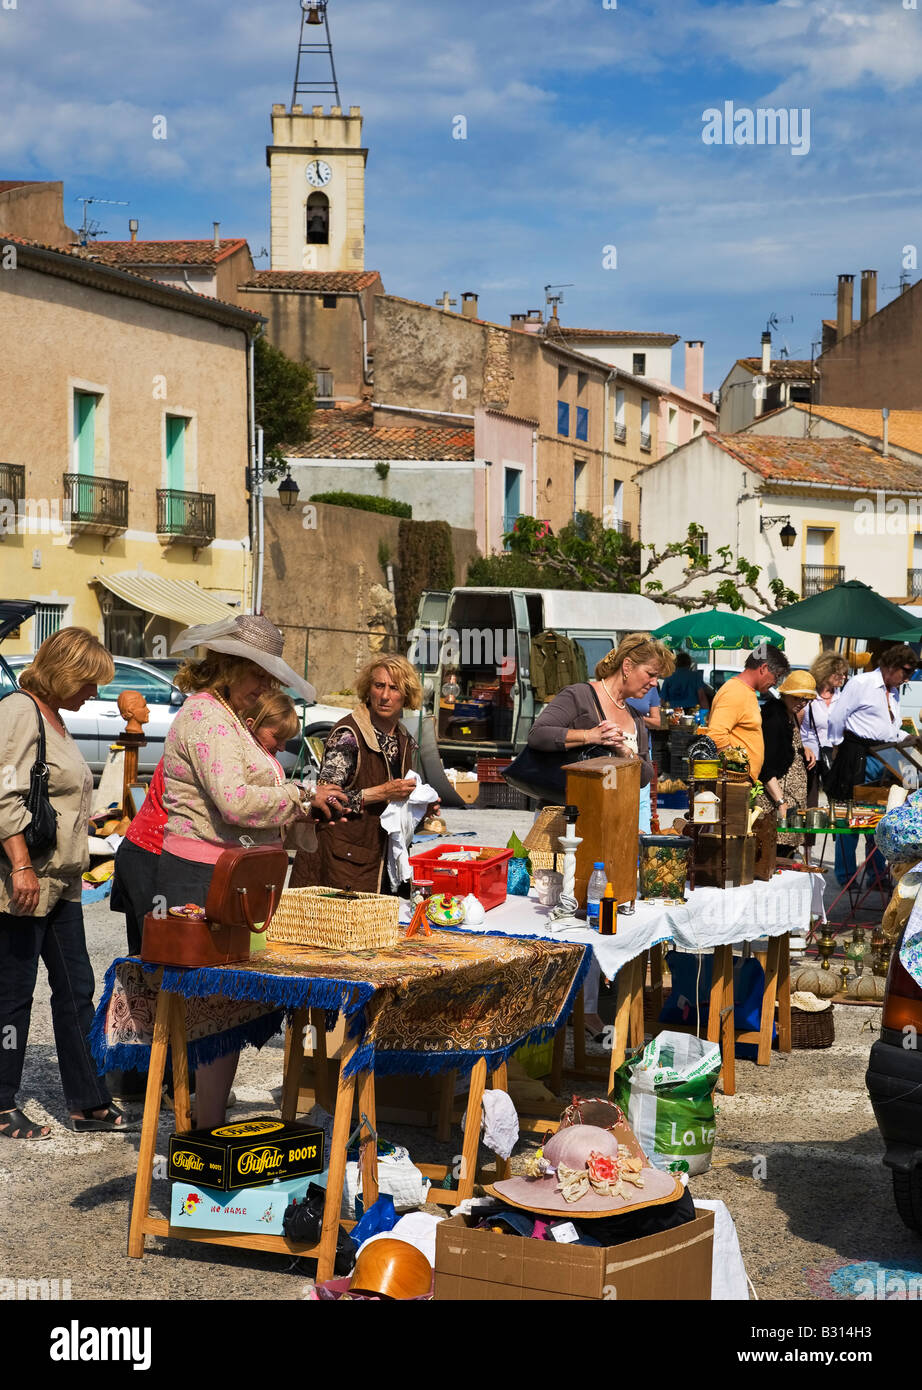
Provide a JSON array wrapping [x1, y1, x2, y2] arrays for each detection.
[[396, 520, 455, 635], [309, 491, 411, 519]]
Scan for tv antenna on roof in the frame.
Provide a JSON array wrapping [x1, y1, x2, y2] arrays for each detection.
[[75, 196, 129, 245], [765, 312, 793, 334]]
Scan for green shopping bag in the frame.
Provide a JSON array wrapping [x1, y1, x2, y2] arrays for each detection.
[[612, 1030, 721, 1176]]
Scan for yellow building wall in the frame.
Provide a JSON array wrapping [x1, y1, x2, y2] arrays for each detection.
[[0, 266, 251, 656]]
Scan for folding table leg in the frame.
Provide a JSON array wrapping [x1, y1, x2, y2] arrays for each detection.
[[628, 955, 646, 1047], [357, 1070, 378, 1208], [607, 960, 635, 1097], [169, 994, 193, 1133], [310, 1007, 332, 1113], [573, 987, 587, 1073], [315, 1033, 359, 1285], [127, 987, 171, 1259], [437, 1070, 456, 1142], [649, 944, 664, 1019], [457, 1057, 488, 1202], [489, 1062, 511, 1181], [282, 1008, 308, 1122], [776, 932, 791, 1055], [758, 936, 781, 1066]]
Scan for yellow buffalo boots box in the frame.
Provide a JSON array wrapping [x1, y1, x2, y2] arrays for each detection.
[[168, 1116, 324, 1191]]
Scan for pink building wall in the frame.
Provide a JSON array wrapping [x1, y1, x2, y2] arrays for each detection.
[[474, 407, 537, 555]]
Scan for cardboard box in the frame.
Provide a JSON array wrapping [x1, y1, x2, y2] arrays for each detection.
[[853, 785, 891, 805], [448, 778, 480, 805], [434, 1209, 714, 1301], [170, 1172, 327, 1235], [168, 1116, 324, 1191]]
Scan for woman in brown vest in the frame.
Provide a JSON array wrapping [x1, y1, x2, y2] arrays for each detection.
[[291, 655, 425, 893]]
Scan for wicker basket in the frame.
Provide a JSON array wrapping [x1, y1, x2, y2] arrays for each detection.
[[791, 1006, 835, 1049], [267, 886, 400, 950], [529, 850, 562, 879]]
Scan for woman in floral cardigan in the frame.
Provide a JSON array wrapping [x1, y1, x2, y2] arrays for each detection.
[[160, 615, 348, 1126]]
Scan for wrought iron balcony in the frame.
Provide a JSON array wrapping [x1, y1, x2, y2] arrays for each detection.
[[802, 563, 844, 597], [613, 422, 627, 443], [640, 431, 652, 453], [63, 473, 129, 539], [157, 488, 215, 548], [0, 462, 25, 515], [609, 519, 632, 539], [908, 569, 922, 599]]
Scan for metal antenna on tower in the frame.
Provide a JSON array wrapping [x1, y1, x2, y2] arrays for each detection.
[[75, 196, 129, 246], [292, 0, 341, 107]]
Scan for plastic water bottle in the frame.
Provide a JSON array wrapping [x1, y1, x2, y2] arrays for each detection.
[[586, 862, 607, 928]]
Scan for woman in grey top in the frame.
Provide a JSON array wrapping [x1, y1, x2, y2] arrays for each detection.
[[0, 628, 132, 1139], [527, 631, 674, 787]]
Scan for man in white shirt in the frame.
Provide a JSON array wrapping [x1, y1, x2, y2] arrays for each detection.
[[827, 645, 917, 884]]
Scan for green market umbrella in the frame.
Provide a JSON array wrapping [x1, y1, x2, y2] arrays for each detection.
[[651, 608, 785, 651], [769, 580, 920, 640]]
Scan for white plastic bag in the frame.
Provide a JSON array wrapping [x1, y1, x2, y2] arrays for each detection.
[[614, 1030, 721, 1176]]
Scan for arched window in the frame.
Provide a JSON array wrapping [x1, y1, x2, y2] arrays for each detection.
[[306, 193, 329, 245]]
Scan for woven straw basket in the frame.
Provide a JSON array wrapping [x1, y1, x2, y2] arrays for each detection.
[[529, 850, 562, 880], [791, 1007, 835, 1049], [268, 887, 400, 951]]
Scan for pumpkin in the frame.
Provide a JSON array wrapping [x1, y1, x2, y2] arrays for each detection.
[[790, 963, 839, 999]]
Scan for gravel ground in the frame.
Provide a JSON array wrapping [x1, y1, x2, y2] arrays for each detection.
[[1, 807, 915, 1302]]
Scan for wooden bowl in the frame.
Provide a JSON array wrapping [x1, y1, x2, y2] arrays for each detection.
[[348, 1238, 433, 1300]]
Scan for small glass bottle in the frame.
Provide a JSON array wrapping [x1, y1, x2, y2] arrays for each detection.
[[599, 882, 616, 935]]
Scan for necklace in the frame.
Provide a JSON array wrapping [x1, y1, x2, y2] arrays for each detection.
[[603, 678, 627, 711]]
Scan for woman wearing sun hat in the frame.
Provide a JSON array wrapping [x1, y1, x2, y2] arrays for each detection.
[[755, 670, 817, 851], [158, 613, 349, 1126]]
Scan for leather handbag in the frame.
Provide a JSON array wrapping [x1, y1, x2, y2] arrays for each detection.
[[140, 845, 288, 968], [808, 705, 836, 793], [0, 691, 58, 859], [502, 684, 613, 802]]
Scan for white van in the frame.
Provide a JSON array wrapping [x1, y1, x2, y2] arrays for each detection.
[[409, 586, 665, 765]]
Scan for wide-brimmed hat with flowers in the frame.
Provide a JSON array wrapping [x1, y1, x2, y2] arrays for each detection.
[[171, 614, 316, 702], [486, 1122, 681, 1219]]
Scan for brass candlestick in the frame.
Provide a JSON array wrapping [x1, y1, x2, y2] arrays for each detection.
[[817, 924, 838, 970]]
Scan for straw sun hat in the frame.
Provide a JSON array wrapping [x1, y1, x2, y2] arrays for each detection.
[[171, 614, 316, 702], [776, 671, 818, 701]]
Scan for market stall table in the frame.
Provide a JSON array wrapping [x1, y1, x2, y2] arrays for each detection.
[[417, 869, 824, 1099], [91, 931, 590, 1284]]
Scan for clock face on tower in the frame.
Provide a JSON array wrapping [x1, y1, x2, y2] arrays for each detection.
[[306, 160, 332, 188]]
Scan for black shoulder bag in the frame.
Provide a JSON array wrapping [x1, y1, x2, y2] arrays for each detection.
[[0, 691, 58, 859], [808, 703, 836, 793], [502, 684, 614, 803]]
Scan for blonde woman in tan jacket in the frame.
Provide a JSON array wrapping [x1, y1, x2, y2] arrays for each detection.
[[0, 628, 133, 1139]]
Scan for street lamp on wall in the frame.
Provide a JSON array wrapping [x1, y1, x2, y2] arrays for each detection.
[[278, 471, 300, 510], [760, 514, 797, 548]]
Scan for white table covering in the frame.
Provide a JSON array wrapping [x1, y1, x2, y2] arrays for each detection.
[[401, 870, 825, 980]]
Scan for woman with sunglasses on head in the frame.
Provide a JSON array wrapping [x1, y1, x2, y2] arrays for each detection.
[[826, 644, 919, 885]]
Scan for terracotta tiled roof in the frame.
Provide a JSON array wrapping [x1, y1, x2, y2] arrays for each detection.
[[787, 403, 922, 456], [240, 270, 381, 291], [315, 401, 374, 424], [736, 357, 816, 381], [545, 323, 679, 344], [286, 422, 474, 461], [713, 433, 922, 492], [90, 238, 248, 266]]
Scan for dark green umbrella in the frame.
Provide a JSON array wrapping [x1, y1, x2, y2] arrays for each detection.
[[770, 580, 920, 639], [651, 608, 785, 651]]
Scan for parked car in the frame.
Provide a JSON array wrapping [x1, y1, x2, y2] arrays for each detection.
[[0, 600, 38, 698], [5, 654, 184, 775], [866, 875, 922, 1233], [279, 686, 352, 777]]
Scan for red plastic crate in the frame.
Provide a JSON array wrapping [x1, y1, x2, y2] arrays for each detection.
[[408, 844, 514, 911], [476, 757, 512, 783]]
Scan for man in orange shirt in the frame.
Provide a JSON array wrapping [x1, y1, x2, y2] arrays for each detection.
[[707, 644, 790, 782]]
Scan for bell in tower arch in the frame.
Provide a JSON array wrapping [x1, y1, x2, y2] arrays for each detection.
[[306, 192, 330, 245]]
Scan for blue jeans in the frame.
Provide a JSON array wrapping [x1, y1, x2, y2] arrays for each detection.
[[0, 896, 111, 1113], [834, 755, 884, 886]]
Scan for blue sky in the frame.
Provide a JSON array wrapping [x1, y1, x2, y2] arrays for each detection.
[[2, 0, 921, 390]]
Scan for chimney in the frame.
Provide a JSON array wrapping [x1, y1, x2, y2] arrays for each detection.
[[860, 269, 878, 325], [836, 273, 854, 340], [461, 291, 479, 319], [882, 407, 890, 458], [761, 331, 771, 375], [128, 218, 139, 242], [213, 221, 221, 250], [684, 341, 704, 398]]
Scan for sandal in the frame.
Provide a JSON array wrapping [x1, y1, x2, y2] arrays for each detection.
[[70, 1104, 135, 1133], [0, 1107, 52, 1141]]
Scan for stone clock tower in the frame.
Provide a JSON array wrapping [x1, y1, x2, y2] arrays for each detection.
[[267, 102, 367, 273]]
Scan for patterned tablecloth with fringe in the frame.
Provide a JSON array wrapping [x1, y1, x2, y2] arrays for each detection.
[[90, 930, 591, 1080]]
